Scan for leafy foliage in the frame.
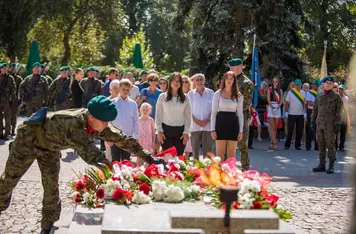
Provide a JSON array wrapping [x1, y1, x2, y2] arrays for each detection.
[[119, 28, 154, 69]]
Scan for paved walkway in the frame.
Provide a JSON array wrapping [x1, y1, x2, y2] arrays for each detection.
[[0, 116, 354, 233]]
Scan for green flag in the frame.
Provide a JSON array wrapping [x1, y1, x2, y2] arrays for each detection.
[[26, 40, 41, 75]]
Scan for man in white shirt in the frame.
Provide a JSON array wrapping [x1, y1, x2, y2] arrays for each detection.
[[284, 79, 306, 150], [305, 79, 319, 151], [128, 76, 140, 102], [111, 79, 139, 161], [187, 73, 214, 159]]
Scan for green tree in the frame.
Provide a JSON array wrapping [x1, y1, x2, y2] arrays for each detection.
[[119, 28, 154, 68], [101, 31, 125, 66], [41, 0, 124, 65], [0, 0, 45, 62], [121, 0, 151, 34], [301, 0, 356, 73]]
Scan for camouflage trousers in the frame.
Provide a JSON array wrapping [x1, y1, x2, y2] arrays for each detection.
[[0, 125, 61, 229], [10, 101, 20, 131], [0, 101, 11, 136], [237, 118, 250, 171], [26, 101, 43, 117], [316, 118, 336, 164]]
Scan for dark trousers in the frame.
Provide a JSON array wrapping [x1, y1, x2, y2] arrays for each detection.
[[248, 126, 255, 147], [162, 123, 185, 156], [336, 123, 347, 149], [285, 114, 304, 148], [111, 145, 131, 162], [306, 109, 318, 150]]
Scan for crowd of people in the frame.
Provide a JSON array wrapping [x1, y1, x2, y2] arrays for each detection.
[[0, 58, 351, 174]]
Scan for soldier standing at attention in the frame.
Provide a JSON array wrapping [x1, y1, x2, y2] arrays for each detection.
[[0, 96, 166, 234], [305, 79, 320, 151], [228, 58, 254, 171], [312, 76, 342, 174], [48, 66, 72, 111], [80, 67, 103, 107], [9, 63, 23, 135], [0, 63, 16, 140]]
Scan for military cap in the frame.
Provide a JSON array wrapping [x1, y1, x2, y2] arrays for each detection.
[[60, 66, 69, 71], [312, 79, 320, 86], [87, 67, 97, 72], [294, 79, 302, 85], [10, 62, 19, 68], [0, 63, 7, 68], [338, 84, 345, 89], [95, 68, 100, 73], [40, 64, 46, 68], [323, 75, 335, 82], [32, 62, 41, 68], [66, 66, 71, 70], [88, 95, 118, 122], [228, 58, 243, 67], [140, 70, 148, 76]]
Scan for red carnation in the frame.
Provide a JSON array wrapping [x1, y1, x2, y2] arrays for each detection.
[[111, 176, 120, 181], [124, 190, 134, 200], [187, 169, 201, 180], [139, 182, 151, 195], [133, 175, 142, 184], [74, 193, 81, 203], [75, 180, 86, 191], [253, 201, 262, 209], [96, 189, 105, 199], [112, 188, 125, 201], [265, 194, 279, 208], [233, 202, 240, 209]]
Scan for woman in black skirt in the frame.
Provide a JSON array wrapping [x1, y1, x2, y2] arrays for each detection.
[[211, 71, 244, 160]]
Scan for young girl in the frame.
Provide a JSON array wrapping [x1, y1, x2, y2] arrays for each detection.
[[138, 103, 155, 166]]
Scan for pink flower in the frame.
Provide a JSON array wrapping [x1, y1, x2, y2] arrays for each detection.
[[139, 183, 151, 195]]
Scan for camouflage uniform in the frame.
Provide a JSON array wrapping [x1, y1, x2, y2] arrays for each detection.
[[45, 75, 53, 86], [0, 108, 151, 229], [236, 73, 254, 171], [48, 77, 72, 111], [312, 90, 342, 167], [19, 74, 49, 117], [80, 77, 103, 107], [0, 74, 16, 138], [10, 74, 23, 134]]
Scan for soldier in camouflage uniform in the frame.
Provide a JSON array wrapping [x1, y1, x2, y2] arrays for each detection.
[[48, 66, 72, 111], [0, 63, 16, 140], [41, 64, 53, 85], [312, 76, 343, 174], [229, 58, 254, 171], [0, 96, 165, 234], [9, 63, 23, 135], [80, 67, 103, 107], [19, 62, 49, 117]]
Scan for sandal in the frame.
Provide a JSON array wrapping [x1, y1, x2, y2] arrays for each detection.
[[273, 143, 278, 150], [269, 143, 274, 150]]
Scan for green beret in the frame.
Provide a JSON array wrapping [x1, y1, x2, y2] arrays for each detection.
[[40, 64, 45, 68], [312, 79, 320, 86], [32, 62, 41, 68], [88, 95, 117, 122], [140, 70, 148, 76], [95, 68, 100, 73], [66, 66, 71, 70], [294, 79, 302, 85], [338, 84, 345, 89], [87, 67, 96, 72], [324, 76, 335, 82], [0, 63, 7, 68], [60, 66, 69, 71], [228, 58, 243, 67]]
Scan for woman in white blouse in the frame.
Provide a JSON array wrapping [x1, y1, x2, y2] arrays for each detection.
[[211, 71, 244, 160], [155, 72, 192, 155]]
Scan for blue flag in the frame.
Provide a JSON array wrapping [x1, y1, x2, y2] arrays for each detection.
[[250, 45, 261, 106]]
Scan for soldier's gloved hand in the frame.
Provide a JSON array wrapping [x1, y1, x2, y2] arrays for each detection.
[[146, 155, 168, 170], [335, 124, 341, 134], [311, 122, 316, 132]]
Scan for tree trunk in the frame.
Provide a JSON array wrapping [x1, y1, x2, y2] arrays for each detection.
[[62, 17, 80, 65], [234, 0, 245, 58]]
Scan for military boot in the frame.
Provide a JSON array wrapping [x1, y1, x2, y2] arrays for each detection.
[[326, 161, 335, 174], [312, 163, 326, 172], [0, 134, 3, 140], [40, 223, 53, 234], [11, 127, 15, 136]]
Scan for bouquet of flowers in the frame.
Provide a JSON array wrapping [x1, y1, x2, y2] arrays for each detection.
[[69, 148, 292, 220]]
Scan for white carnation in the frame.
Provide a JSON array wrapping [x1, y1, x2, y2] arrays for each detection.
[[214, 156, 221, 164], [190, 185, 201, 194], [152, 180, 167, 201], [239, 178, 261, 193], [83, 192, 96, 204], [123, 184, 131, 191], [163, 185, 184, 203], [202, 158, 212, 167], [238, 191, 255, 209], [132, 191, 152, 204]]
